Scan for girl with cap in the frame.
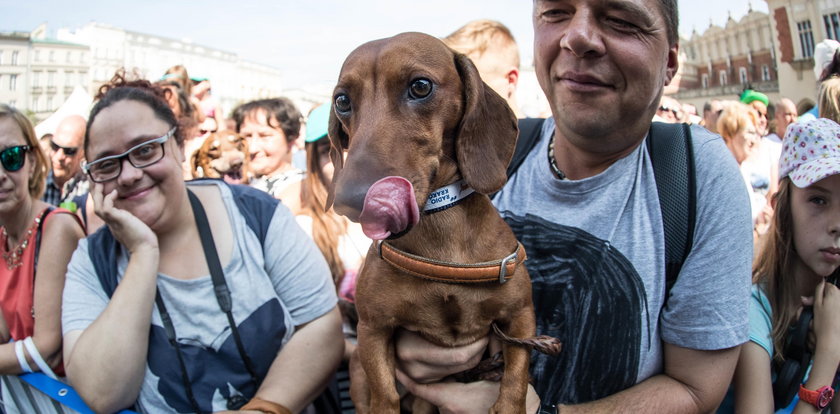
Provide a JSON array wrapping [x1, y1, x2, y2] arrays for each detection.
[[728, 118, 840, 413], [295, 103, 371, 413]]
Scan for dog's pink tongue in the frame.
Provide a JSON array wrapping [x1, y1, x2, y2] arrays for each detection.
[[359, 176, 419, 240]]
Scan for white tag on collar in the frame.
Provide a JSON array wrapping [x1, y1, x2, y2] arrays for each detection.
[[424, 180, 475, 213]]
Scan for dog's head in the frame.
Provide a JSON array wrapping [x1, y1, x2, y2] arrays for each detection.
[[191, 130, 251, 185], [326, 32, 518, 240]]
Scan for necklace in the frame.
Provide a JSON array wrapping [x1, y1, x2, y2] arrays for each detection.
[[547, 132, 566, 180], [2, 216, 41, 270]]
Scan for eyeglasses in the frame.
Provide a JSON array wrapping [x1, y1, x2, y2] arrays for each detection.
[[82, 127, 175, 183], [49, 140, 79, 156], [0, 145, 29, 172]]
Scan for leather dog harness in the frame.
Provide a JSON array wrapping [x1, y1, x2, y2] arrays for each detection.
[[376, 241, 526, 284]]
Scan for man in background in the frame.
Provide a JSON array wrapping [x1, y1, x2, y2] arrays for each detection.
[[444, 19, 523, 117], [42, 115, 87, 207]]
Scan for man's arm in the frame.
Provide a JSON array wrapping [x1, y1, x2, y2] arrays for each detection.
[[557, 343, 741, 413]]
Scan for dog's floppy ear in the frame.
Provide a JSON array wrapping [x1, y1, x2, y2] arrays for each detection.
[[325, 105, 347, 210], [453, 52, 519, 194]]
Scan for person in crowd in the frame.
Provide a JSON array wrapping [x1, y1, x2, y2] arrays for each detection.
[[818, 76, 840, 123], [162, 64, 193, 98], [296, 103, 370, 414], [800, 40, 840, 122], [717, 103, 775, 238], [296, 103, 369, 304], [233, 98, 305, 213], [192, 77, 225, 131], [655, 95, 682, 123], [682, 103, 701, 125], [0, 104, 85, 411], [41, 115, 88, 207], [702, 99, 724, 133], [60, 74, 343, 413], [741, 89, 770, 137], [727, 118, 840, 413], [766, 98, 799, 144], [443, 19, 523, 117], [395, 1, 753, 412]]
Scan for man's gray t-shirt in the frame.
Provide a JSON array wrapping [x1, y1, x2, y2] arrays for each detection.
[[62, 180, 337, 413], [493, 118, 752, 405]]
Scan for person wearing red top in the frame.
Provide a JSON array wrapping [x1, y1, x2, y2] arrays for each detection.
[[0, 104, 85, 410]]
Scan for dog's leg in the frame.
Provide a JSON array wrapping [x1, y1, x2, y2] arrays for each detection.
[[492, 310, 536, 414], [355, 321, 401, 413], [348, 348, 371, 413]]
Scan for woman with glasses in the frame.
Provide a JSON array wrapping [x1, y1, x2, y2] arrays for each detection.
[[0, 104, 85, 411], [61, 74, 343, 414]]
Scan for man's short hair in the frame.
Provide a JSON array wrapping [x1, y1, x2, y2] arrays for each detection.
[[658, 0, 679, 46], [443, 19, 520, 69]]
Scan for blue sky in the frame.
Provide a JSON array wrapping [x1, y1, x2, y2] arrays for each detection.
[[3, 1, 766, 87]]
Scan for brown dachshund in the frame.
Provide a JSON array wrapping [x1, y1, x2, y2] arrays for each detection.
[[327, 32, 558, 414], [191, 130, 251, 184]]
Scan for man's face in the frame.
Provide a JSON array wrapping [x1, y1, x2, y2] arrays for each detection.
[[51, 117, 85, 184], [533, 0, 677, 146], [775, 101, 798, 137]]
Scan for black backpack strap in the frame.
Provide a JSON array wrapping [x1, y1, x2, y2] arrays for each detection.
[[647, 122, 696, 298], [507, 118, 546, 179], [88, 226, 121, 298]]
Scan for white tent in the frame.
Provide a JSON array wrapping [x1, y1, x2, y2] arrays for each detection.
[[34, 86, 92, 138]]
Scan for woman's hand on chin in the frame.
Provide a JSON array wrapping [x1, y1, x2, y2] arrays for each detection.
[[91, 182, 159, 254]]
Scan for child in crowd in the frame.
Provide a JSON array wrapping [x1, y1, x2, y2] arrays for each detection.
[[728, 118, 840, 413]]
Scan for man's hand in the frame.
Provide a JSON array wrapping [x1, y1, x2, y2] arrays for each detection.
[[396, 370, 541, 414], [395, 329, 490, 383]]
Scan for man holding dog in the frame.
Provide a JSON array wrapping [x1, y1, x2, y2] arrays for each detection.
[[396, 0, 752, 412]]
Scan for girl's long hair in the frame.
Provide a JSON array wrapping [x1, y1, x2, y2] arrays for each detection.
[[754, 178, 840, 360], [300, 139, 346, 286]]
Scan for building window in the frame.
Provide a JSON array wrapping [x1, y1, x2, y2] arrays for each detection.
[[32, 71, 40, 87], [66, 51, 72, 63], [739, 67, 748, 84], [826, 12, 840, 41], [80, 71, 87, 85], [65, 70, 73, 85], [719, 70, 728, 86], [9, 74, 17, 91], [762, 65, 771, 81], [46, 96, 53, 111], [799, 20, 816, 58], [11, 51, 18, 66], [702, 74, 709, 89], [34, 50, 40, 62], [0, 50, 5, 65], [47, 71, 55, 87]]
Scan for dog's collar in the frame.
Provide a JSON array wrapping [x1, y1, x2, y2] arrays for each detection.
[[376, 241, 526, 284], [423, 180, 475, 214]]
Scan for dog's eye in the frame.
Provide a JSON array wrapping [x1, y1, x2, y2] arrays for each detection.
[[408, 78, 433, 100], [334, 94, 352, 114]]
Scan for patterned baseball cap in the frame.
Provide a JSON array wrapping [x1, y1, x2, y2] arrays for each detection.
[[780, 118, 840, 188]]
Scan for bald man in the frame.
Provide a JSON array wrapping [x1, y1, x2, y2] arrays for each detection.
[[767, 98, 798, 143], [42, 115, 88, 206]]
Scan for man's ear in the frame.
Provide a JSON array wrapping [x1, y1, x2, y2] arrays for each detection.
[[506, 67, 520, 98], [664, 43, 680, 86]]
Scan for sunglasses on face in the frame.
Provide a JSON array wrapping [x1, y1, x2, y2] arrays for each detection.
[[0, 145, 29, 172], [50, 140, 80, 156], [659, 106, 679, 115]]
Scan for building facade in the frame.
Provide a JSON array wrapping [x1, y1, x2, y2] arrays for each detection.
[[765, 0, 840, 112], [673, 8, 779, 109], [0, 32, 30, 111], [57, 22, 284, 119]]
